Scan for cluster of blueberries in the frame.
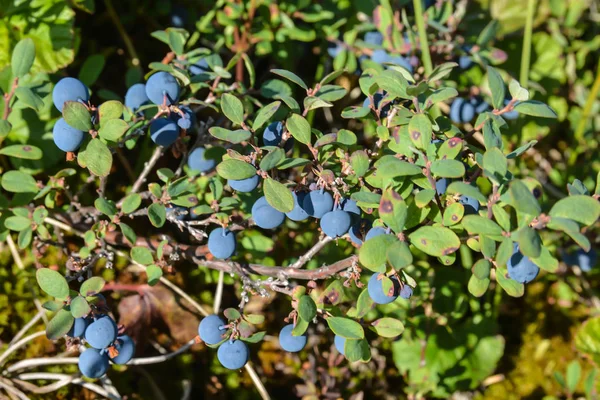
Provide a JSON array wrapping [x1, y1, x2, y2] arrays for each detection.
[[197, 314, 249, 370], [449, 96, 518, 124], [71, 307, 135, 378]]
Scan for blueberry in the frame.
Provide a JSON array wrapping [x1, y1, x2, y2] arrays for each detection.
[[341, 198, 361, 224], [320, 210, 352, 238], [187, 147, 217, 173], [52, 77, 89, 112], [327, 42, 343, 58], [109, 335, 135, 365], [365, 226, 387, 241], [278, 324, 307, 353], [472, 97, 489, 114], [85, 315, 118, 349], [450, 98, 476, 123], [124, 83, 149, 111], [53, 118, 85, 152], [251, 196, 285, 229], [78, 348, 110, 379], [371, 49, 391, 64], [286, 191, 310, 222], [145, 72, 180, 105], [198, 314, 227, 345], [170, 105, 195, 128], [364, 31, 383, 46], [459, 195, 479, 215], [576, 248, 598, 272], [217, 340, 249, 370], [363, 92, 391, 117], [389, 55, 413, 72], [177, 116, 192, 130], [435, 178, 449, 195], [458, 55, 473, 70], [400, 285, 413, 299], [67, 317, 91, 339], [367, 273, 399, 304], [190, 58, 209, 75], [208, 227, 236, 259], [507, 244, 540, 284], [334, 335, 346, 355], [348, 219, 372, 246], [149, 118, 179, 147], [228, 175, 260, 192], [262, 121, 284, 146], [302, 190, 334, 219], [170, 5, 187, 28]]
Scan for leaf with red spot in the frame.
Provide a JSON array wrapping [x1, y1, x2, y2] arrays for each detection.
[[379, 187, 408, 234], [408, 226, 460, 257]]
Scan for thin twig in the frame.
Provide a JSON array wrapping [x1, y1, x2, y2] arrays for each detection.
[[0, 331, 46, 367], [14, 373, 119, 399], [9, 310, 44, 346], [0, 379, 29, 400], [244, 363, 271, 400], [214, 270, 224, 314], [289, 236, 333, 269], [121, 146, 164, 203]]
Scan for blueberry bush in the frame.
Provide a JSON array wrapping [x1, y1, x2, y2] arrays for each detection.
[[0, 0, 599, 399]]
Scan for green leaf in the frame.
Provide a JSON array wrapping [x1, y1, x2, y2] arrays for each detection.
[[575, 316, 600, 366], [62, 101, 92, 131], [447, 182, 487, 203], [408, 114, 431, 150], [0, 120, 12, 136], [375, 69, 409, 99], [462, 215, 504, 240], [371, 318, 404, 338], [354, 289, 375, 318], [379, 188, 407, 233], [508, 79, 529, 101], [46, 309, 74, 340], [271, 69, 308, 90], [0, 144, 42, 160], [4, 216, 31, 231], [359, 234, 398, 271], [427, 62, 458, 82], [259, 148, 285, 171], [146, 264, 163, 286], [42, 300, 64, 312], [468, 275, 490, 297], [253, 101, 281, 131], [349, 150, 370, 177], [98, 119, 128, 141], [473, 259, 491, 279], [483, 147, 508, 183], [483, 120, 502, 150], [344, 338, 371, 363], [94, 198, 118, 217], [148, 203, 166, 227], [119, 223, 137, 245], [1, 170, 38, 193], [11, 38, 36, 78], [549, 195, 600, 226], [263, 178, 294, 213], [216, 159, 256, 180], [36, 268, 69, 299], [496, 267, 524, 297], [121, 193, 142, 214], [167, 30, 185, 55], [221, 93, 245, 125], [487, 66, 505, 110], [409, 226, 461, 257], [79, 139, 113, 177], [431, 159, 465, 178], [15, 87, 44, 111], [425, 87, 458, 108], [566, 361, 582, 394], [286, 113, 311, 145], [319, 281, 344, 306], [78, 54, 106, 87], [70, 296, 90, 318], [80, 276, 105, 296], [98, 100, 123, 124], [326, 317, 364, 339], [509, 180, 541, 216], [131, 246, 154, 265], [209, 127, 251, 144], [513, 101, 557, 118], [443, 202, 464, 226], [18, 227, 32, 249], [514, 227, 541, 258], [298, 295, 317, 321]]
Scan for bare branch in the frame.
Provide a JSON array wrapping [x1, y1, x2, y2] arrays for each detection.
[[289, 236, 333, 269]]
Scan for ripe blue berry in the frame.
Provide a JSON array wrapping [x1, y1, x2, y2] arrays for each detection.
[[198, 315, 227, 345], [334, 335, 346, 355], [341, 198, 361, 223], [171, 106, 195, 129], [187, 147, 216, 173], [348, 219, 372, 246], [576, 248, 597, 272], [52, 77, 89, 112], [364, 31, 383, 46], [228, 175, 260, 192], [190, 58, 209, 75], [367, 273, 399, 304], [286, 191, 310, 222], [459, 195, 480, 215], [53, 118, 85, 152], [109, 335, 135, 364], [217, 340, 249, 370], [400, 285, 413, 299], [371, 49, 391, 64], [124, 83, 149, 111], [365, 226, 387, 241], [78, 348, 110, 379], [262, 121, 284, 146], [279, 324, 307, 352], [458, 55, 473, 70], [435, 178, 449, 195], [68, 317, 91, 339], [85, 315, 118, 349], [251, 196, 285, 229], [507, 244, 540, 284], [327, 42, 343, 58], [302, 190, 334, 219], [208, 228, 236, 259], [149, 118, 179, 147], [177, 116, 192, 130], [145, 72, 180, 105], [320, 210, 351, 238]]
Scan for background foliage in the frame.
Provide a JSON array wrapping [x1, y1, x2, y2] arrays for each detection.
[[0, 0, 599, 399]]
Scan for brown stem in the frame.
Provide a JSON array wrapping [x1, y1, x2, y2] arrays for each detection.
[[3, 77, 18, 120]]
